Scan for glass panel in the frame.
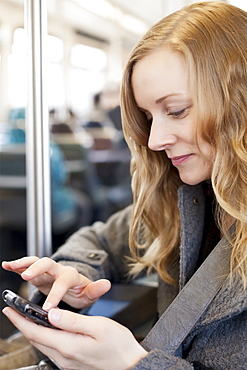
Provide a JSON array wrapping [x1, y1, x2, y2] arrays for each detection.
[[8, 28, 28, 108], [47, 35, 65, 108], [47, 0, 132, 255], [71, 43, 107, 71], [1, 0, 143, 339], [0, 0, 27, 339]]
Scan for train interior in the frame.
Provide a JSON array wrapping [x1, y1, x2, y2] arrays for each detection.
[[0, 0, 245, 341]]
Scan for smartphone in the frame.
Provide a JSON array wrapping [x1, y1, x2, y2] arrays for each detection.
[[2, 289, 57, 329]]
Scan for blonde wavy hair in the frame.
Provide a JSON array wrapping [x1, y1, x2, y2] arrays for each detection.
[[121, 1, 247, 286]]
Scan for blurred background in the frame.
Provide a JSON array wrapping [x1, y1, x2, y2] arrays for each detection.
[[0, 0, 246, 338]]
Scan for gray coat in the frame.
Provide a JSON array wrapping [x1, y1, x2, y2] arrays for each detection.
[[36, 184, 246, 369]]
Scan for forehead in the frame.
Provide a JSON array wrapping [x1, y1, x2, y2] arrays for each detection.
[[131, 48, 190, 106]]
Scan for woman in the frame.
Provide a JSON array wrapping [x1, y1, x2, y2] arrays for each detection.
[[2, 2, 247, 369]]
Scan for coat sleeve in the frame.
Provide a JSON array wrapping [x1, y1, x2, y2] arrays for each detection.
[[51, 205, 133, 283], [31, 206, 133, 307]]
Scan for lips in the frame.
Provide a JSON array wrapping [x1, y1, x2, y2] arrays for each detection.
[[170, 154, 193, 166]]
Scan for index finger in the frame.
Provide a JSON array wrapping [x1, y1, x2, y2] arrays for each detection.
[[42, 267, 92, 310], [2, 257, 40, 275], [44, 277, 111, 311]]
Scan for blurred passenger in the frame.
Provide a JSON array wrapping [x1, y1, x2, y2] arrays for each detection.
[[108, 104, 122, 131], [48, 108, 58, 127], [85, 92, 106, 128], [84, 91, 118, 129], [7, 127, 26, 143], [50, 122, 73, 134], [67, 108, 80, 131], [5, 126, 92, 250]]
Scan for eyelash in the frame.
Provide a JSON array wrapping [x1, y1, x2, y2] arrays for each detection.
[[144, 108, 187, 123], [141, 105, 191, 124], [167, 108, 187, 118]]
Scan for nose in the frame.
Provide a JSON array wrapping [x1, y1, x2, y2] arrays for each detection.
[[148, 120, 177, 151]]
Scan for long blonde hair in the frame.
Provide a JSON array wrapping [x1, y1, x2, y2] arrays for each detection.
[[121, 2, 247, 286]]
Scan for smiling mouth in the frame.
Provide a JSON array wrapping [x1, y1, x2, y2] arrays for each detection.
[[171, 154, 193, 166]]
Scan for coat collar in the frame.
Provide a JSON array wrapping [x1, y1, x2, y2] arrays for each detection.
[[158, 183, 247, 319], [178, 184, 246, 325], [178, 183, 205, 290]]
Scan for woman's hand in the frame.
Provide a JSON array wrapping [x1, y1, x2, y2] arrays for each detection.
[[2, 257, 111, 310], [3, 307, 147, 370]]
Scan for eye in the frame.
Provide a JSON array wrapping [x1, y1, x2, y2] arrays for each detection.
[[167, 108, 187, 118]]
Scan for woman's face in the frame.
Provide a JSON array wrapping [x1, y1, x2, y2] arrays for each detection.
[[132, 48, 215, 186]]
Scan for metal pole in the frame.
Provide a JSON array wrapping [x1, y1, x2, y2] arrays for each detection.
[[25, 0, 52, 258]]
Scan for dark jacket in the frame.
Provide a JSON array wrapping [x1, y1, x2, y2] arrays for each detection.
[[34, 184, 247, 369]]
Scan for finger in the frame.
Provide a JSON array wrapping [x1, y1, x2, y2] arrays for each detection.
[[3, 307, 87, 369], [2, 306, 70, 368], [2, 257, 39, 275], [41, 266, 89, 309], [2, 307, 59, 339], [44, 278, 111, 310], [83, 279, 111, 302], [48, 308, 110, 337], [49, 308, 94, 334], [29, 341, 64, 370], [21, 257, 61, 281]]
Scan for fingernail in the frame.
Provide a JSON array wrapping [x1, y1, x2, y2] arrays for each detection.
[[22, 269, 31, 275], [43, 302, 52, 311], [2, 307, 9, 316], [12, 260, 21, 266], [49, 309, 60, 323], [21, 270, 33, 279]]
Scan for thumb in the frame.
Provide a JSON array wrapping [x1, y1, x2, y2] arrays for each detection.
[[84, 279, 111, 302], [48, 309, 103, 337]]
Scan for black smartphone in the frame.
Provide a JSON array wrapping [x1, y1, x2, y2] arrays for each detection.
[[2, 289, 57, 329]]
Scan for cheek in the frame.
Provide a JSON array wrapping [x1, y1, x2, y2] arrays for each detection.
[[197, 138, 215, 161], [199, 147, 215, 179], [203, 147, 215, 164]]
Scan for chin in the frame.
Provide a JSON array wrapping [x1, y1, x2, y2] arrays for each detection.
[[182, 180, 201, 186], [179, 172, 206, 186], [180, 174, 211, 186]]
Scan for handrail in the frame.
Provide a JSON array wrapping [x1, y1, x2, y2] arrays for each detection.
[[25, 0, 52, 258]]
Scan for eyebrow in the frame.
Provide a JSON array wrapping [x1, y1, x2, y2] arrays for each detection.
[[137, 92, 190, 112], [155, 92, 186, 104]]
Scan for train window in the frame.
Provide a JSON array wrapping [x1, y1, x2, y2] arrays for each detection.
[[47, 35, 65, 108], [8, 28, 65, 109], [48, 35, 63, 63], [71, 43, 107, 71], [70, 44, 107, 115], [8, 28, 27, 108]]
